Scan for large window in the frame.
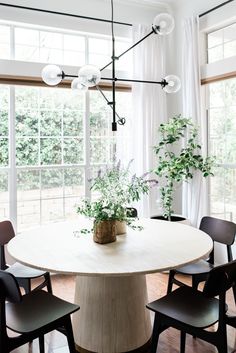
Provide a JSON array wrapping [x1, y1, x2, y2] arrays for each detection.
[[0, 18, 132, 232], [207, 22, 236, 63], [203, 18, 236, 222], [0, 85, 131, 231], [207, 78, 236, 221]]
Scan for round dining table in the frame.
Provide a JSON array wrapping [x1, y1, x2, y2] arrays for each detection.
[[8, 218, 212, 353]]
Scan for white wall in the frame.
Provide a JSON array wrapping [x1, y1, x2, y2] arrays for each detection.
[[0, 0, 169, 37]]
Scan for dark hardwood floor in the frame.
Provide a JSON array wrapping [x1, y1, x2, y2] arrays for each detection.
[[12, 272, 236, 353]]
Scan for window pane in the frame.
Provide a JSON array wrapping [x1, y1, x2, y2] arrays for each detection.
[[0, 25, 10, 59], [208, 77, 236, 222], [15, 87, 38, 109], [224, 40, 236, 59], [63, 34, 85, 51], [0, 138, 9, 166], [223, 24, 236, 43], [15, 28, 39, 45], [63, 51, 85, 66], [40, 138, 62, 165], [63, 138, 84, 164], [16, 110, 38, 136], [16, 138, 39, 166], [63, 111, 83, 136], [17, 170, 40, 201], [207, 23, 236, 63], [40, 31, 62, 49], [0, 43, 10, 59], [64, 167, 84, 196], [14, 26, 86, 66], [208, 29, 223, 48], [17, 170, 41, 231], [17, 200, 41, 231], [40, 110, 62, 136], [40, 48, 63, 64], [0, 86, 9, 138], [0, 171, 9, 219], [208, 46, 223, 63]]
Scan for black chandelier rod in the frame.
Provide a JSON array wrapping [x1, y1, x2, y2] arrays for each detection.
[[0, 2, 132, 27], [96, 86, 125, 125], [101, 29, 154, 71], [199, 0, 234, 17], [62, 73, 166, 86]]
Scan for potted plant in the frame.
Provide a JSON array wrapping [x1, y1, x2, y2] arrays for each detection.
[[153, 115, 215, 221], [77, 160, 157, 244]]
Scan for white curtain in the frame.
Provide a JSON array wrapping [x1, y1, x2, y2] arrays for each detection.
[[131, 25, 167, 217], [182, 16, 208, 227]]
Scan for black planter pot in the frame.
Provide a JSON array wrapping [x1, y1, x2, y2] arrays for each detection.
[[150, 215, 187, 222]]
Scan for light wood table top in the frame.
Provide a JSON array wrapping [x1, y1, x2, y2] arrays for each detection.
[[8, 218, 213, 277]]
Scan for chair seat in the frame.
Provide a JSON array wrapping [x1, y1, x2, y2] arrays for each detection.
[[175, 259, 214, 275], [6, 290, 79, 334], [147, 286, 220, 329], [5, 262, 47, 279]]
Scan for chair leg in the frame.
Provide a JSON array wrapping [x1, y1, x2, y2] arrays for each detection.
[[192, 275, 200, 291], [167, 270, 175, 294], [232, 285, 236, 307], [150, 314, 163, 353], [216, 328, 228, 353], [39, 335, 45, 353], [180, 331, 186, 353], [44, 272, 52, 293], [64, 317, 76, 353]]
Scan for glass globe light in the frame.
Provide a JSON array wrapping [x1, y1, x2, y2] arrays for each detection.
[[163, 75, 181, 93], [153, 13, 175, 35], [41, 65, 62, 86], [71, 78, 88, 91], [78, 65, 101, 87]]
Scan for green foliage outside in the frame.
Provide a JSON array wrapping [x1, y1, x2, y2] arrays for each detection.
[[153, 115, 215, 221]]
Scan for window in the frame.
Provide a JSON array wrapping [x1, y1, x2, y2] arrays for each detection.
[[207, 78, 236, 221], [0, 21, 131, 71], [0, 20, 132, 231], [202, 16, 236, 222], [0, 85, 132, 231], [15, 27, 86, 66], [207, 22, 236, 63]]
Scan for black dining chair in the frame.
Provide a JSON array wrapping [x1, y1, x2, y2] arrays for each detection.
[[0, 220, 52, 294], [167, 216, 236, 294], [0, 270, 79, 353], [147, 260, 236, 353]]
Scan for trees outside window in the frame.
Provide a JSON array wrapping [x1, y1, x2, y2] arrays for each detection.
[[0, 85, 132, 231]]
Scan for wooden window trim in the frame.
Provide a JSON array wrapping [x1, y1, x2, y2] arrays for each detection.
[[201, 71, 236, 85], [0, 75, 131, 92]]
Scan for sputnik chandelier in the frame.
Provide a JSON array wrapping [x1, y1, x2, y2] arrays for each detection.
[[42, 1, 181, 131]]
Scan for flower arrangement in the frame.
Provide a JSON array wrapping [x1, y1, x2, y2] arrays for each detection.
[[77, 160, 157, 233]]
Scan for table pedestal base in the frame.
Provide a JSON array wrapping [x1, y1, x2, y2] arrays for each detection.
[[73, 275, 152, 353]]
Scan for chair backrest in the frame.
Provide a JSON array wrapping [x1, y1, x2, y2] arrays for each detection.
[[200, 216, 236, 245], [0, 270, 21, 303], [126, 207, 138, 218], [0, 221, 16, 270], [0, 220, 15, 246], [203, 260, 236, 298]]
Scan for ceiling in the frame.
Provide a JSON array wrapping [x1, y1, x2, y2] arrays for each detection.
[[119, 0, 177, 5]]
